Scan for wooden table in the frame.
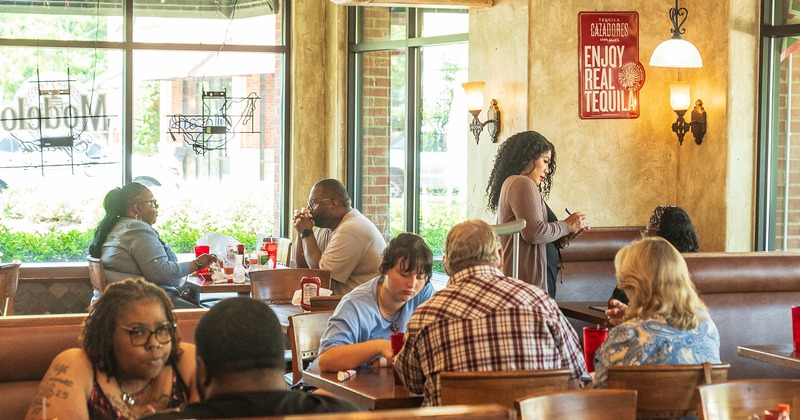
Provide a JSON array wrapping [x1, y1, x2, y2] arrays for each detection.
[[557, 301, 610, 328], [303, 367, 423, 410], [737, 344, 800, 371], [184, 275, 251, 297], [271, 303, 304, 331]]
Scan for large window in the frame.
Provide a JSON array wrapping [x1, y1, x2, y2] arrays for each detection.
[[349, 6, 469, 267], [0, 0, 287, 262]]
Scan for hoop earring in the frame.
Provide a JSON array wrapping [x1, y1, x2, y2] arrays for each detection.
[[135, 213, 142, 221]]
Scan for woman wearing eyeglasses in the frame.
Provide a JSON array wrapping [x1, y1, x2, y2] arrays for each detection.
[[25, 278, 199, 420], [89, 182, 216, 308]]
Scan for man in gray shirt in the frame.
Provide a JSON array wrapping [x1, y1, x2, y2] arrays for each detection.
[[293, 179, 385, 295]]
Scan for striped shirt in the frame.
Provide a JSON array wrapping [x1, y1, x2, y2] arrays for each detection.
[[393, 265, 587, 406]]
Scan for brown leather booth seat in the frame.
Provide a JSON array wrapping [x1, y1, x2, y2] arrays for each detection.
[[556, 226, 642, 303], [0, 308, 207, 420], [684, 252, 800, 380]]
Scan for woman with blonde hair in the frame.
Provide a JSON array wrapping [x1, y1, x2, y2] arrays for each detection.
[[592, 237, 720, 388]]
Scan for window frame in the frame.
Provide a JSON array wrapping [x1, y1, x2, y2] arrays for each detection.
[[346, 6, 468, 234]]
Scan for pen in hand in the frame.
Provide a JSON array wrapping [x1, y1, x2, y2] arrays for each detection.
[[565, 208, 571, 215]]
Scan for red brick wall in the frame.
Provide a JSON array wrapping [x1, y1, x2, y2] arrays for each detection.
[[775, 52, 800, 250], [358, 7, 394, 239]]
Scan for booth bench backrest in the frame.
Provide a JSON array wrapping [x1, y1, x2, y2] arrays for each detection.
[[684, 252, 800, 380], [0, 308, 207, 420], [557, 226, 642, 302]]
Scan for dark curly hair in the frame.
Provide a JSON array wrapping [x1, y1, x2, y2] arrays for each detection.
[[486, 131, 556, 212], [657, 206, 699, 253], [379, 233, 433, 283], [89, 182, 148, 258], [82, 278, 182, 379]]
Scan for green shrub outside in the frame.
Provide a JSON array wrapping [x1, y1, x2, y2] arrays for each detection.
[[1, 183, 465, 267], [0, 183, 276, 262]]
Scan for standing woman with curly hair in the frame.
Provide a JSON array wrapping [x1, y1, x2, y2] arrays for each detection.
[[486, 131, 587, 296]]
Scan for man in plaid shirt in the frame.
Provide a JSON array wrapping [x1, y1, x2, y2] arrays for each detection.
[[393, 219, 587, 406]]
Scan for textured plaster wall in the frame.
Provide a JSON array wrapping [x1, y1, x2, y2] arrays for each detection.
[[291, 1, 348, 230], [466, 0, 758, 251]]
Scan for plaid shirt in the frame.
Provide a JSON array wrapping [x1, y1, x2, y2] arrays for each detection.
[[393, 265, 587, 406]]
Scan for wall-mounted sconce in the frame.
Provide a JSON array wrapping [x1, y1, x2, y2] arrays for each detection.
[[669, 84, 706, 145], [461, 81, 501, 144], [649, 0, 703, 68]]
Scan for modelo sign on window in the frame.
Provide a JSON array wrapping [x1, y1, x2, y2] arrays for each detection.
[[578, 12, 644, 120]]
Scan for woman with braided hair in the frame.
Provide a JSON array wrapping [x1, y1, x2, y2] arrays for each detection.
[[89, 182, 216, 307]]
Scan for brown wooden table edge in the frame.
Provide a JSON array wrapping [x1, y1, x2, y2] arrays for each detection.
[[736, 344, 800, 371], [557, 301, 610, 328]]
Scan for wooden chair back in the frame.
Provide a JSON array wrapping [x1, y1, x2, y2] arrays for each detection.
[[287, 311, 332, 386], [698, 379, 800, 420], [250, 268, 331, 305], [515, 389, 637, 420], [260, 237, 293, 267], [606, 362, 730, 419], [87, 256, 107, 294], [440, 369, 570, 409], [309, 295, 342, 312], [245, 404, 513, 419], [0, 261, 21, 316]]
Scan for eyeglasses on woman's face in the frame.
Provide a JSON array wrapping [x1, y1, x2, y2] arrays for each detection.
[[137, 199, 158, 208], [119, 323, 175, 347]]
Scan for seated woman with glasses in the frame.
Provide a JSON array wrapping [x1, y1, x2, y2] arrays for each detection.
[[316, 233, 435, 373], [25, 278, 199, 420], [89, 182, 216, 308]]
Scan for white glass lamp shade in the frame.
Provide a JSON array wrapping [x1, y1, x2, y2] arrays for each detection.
[[461, 81, 486, 113], [669, 84, 691, 112], [649, 38, 703, 68]]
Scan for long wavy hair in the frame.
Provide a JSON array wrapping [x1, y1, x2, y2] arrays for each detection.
[[82, 278, 182, 379], [615, 237, 708, 330], [486, 131, 556, 212], [89, 182, 148, 258]]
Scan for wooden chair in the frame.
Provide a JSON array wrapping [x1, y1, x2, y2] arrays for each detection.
[[245, 404, 512, 419], [515, 389, 637, 420], [606, 362, 730, 419], [309, 295, 342, 312], [439, 369, 571, 409], [698, 379, 800, 420], [250, 268, 331, 305], [87, 256, 107, 294], [260, 237, 293, 267], [287, 311, 333, 386], [491, 219, 526, 281], [0, 261, 21, 316]]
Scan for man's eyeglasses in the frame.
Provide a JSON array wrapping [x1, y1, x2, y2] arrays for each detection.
[[306, 198, 331, 209], [119, 323, 175, 347], [137, 199, 158, 208]]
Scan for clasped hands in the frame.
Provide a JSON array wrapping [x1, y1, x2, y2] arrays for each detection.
[[292, 207, 314, 232]]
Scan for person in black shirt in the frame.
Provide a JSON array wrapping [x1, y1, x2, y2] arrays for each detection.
[[143, 298, 360, 419], [607, 206, 699, 325]]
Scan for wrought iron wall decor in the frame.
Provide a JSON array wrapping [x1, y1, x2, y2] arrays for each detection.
[[167, 89, 261, 156]]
